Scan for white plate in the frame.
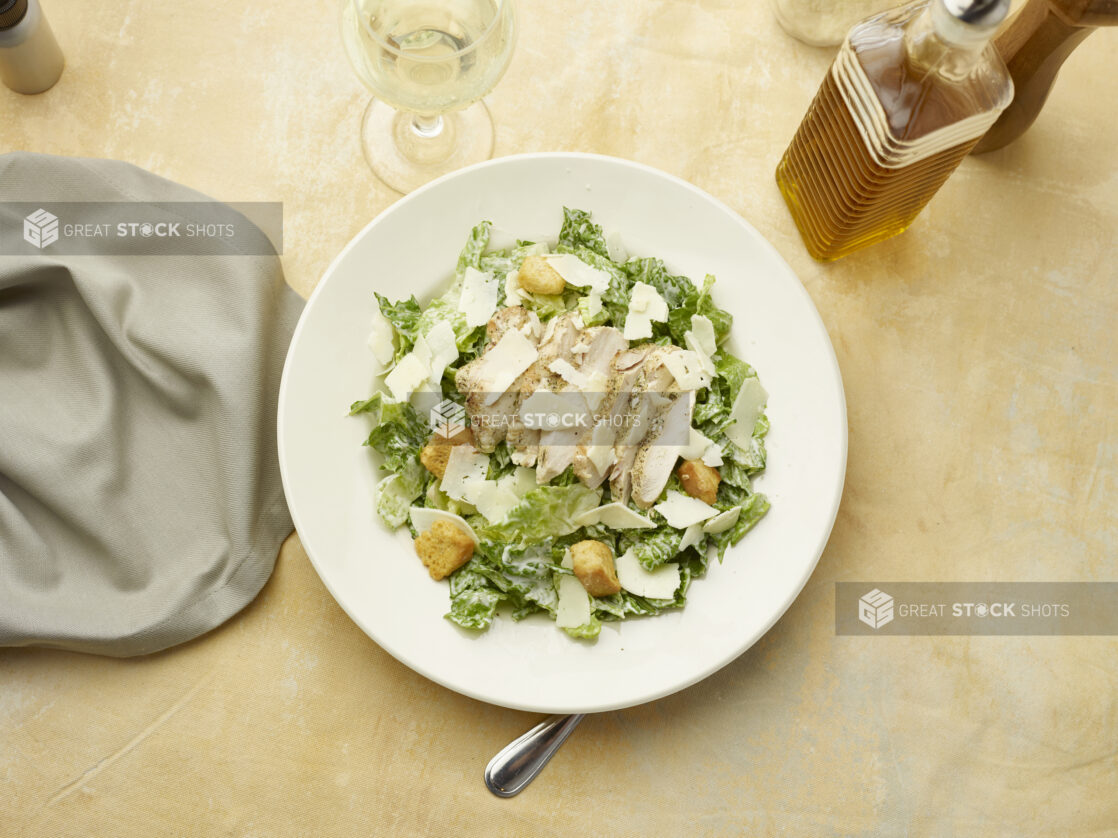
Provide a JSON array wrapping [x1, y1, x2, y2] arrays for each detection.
[[278, 153, 846, 713]]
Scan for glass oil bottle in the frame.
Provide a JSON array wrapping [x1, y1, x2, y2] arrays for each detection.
[[776, 0, 1015, 261]]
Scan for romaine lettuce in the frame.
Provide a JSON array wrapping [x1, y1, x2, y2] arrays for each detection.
[[477, 484, 601, 544], [374, 459, 426, 528], [558, 207, 608, 257], [445, 559, 504, 630], [349, 393, 429, 473], [374, 293, 422, 357]]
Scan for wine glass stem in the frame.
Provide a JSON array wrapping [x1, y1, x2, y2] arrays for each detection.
[[412, 114, 445, 139]]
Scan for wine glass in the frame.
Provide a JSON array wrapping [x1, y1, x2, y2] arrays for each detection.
[[341, 0, 517, 193]]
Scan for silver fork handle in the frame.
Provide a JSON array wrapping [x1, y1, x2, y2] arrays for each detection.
[[484, 713, 586, 798]]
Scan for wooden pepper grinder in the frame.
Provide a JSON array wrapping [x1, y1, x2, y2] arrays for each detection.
[[973, 0, 1118, 153]]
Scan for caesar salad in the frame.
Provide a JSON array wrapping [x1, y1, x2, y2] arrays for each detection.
[[350, 208, 770, 640]]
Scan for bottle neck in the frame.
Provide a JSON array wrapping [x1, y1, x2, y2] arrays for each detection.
[[903, 2, 992, 82]]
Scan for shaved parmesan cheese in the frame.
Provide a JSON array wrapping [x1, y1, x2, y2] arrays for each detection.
[[583, 419, 617, 475], [662, 350, 712, 391], [683, 315, 717, 378], [556, 549, 592, 628], [623, 311, 653, 341], [654, 490, 719, 528], [724, 377, 769, 450], [367, 308, 396, 368], [587, 443, 615, 475], [459, 267, 500, 327], [440, 446, 490, 502], [701, 442, 724, 467], [504, 269, 524, 306], [384, 352, 430, 402], [548, 358, 589, 389], [574, 502, 655, 529], [424, 320, 459, 385], [542, 254, 611, 293], [680, 428, 723, 466], [623, 282, 668, 341], [459, 477, 486, 505], [678, 523, 704, 552], [684, 332, 716, 376], [499, 467, 537, 498], [615, 550, 681, 600], [476, 330, 539, 406], [413, 333, 433, 365], [583, 370, 609, 410], [471, 481, 522, 524], [703, 506, 741, 534], [629, 282, 668, 320], [680, 428, 715, 460], [408, 507, 479, 544], [687, 315, 717, 356]]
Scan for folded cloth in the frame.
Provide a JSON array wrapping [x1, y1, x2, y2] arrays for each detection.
[[0, 153, 303, 656]]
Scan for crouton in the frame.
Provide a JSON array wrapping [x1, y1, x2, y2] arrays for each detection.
[[414, 520, 474, 581], [678, 459, 720, 505], [419, 427, 475, 479], [570, 539, 621, 597], [517, 255, 566, 295]]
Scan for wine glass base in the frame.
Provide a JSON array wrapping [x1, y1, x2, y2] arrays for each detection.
[[360, 98, 496, 194]]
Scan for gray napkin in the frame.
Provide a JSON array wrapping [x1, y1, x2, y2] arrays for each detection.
[[0, 153, 303, 656]]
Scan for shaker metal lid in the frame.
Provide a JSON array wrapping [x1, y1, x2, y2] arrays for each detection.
[[0, 0, 29, 31], [941, 0, 1011, 30]]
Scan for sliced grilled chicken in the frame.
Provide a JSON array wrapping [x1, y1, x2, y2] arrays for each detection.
[[573, 344, 656, 490], [573, 327, 628, 383], [456, 307, 698, 500], [508, 312, 583, 467], [486, 306, 540, 348], [630, 390, 694, 508], [535, 324, 626, 483], [608, 346, 683, 505], [567, 327, 628, 486], [455, 306, 542, 452]]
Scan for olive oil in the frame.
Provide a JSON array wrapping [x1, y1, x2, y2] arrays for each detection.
[[777, 0, 1015, 261]]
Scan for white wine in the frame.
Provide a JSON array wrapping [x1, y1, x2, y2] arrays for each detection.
[[342, 0, 515, 116]]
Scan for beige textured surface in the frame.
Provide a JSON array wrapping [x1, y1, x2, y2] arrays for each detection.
[[2, 1, 1116, 835]]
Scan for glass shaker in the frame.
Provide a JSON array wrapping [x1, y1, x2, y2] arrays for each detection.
[[771, 0, 903, 46]]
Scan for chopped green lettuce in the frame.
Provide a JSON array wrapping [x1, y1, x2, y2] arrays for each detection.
[[445, 559, 504, 630], [477, 485, 600, 545], [518, 290, 572, 320], [374, 293, 423, 357], [707, 491, 770, 560], [667, 275, 732, 346], [456, 219, 491, 279], [562, 614, 601, 640], [374, 459, 426, 528], [352, 206, 771, 640], [625, 257, 694, 312], [349, 393, 429, 473], [558, 207, 608, 257], [618, 524, 685, 572], [416, 297, 473, 348]]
